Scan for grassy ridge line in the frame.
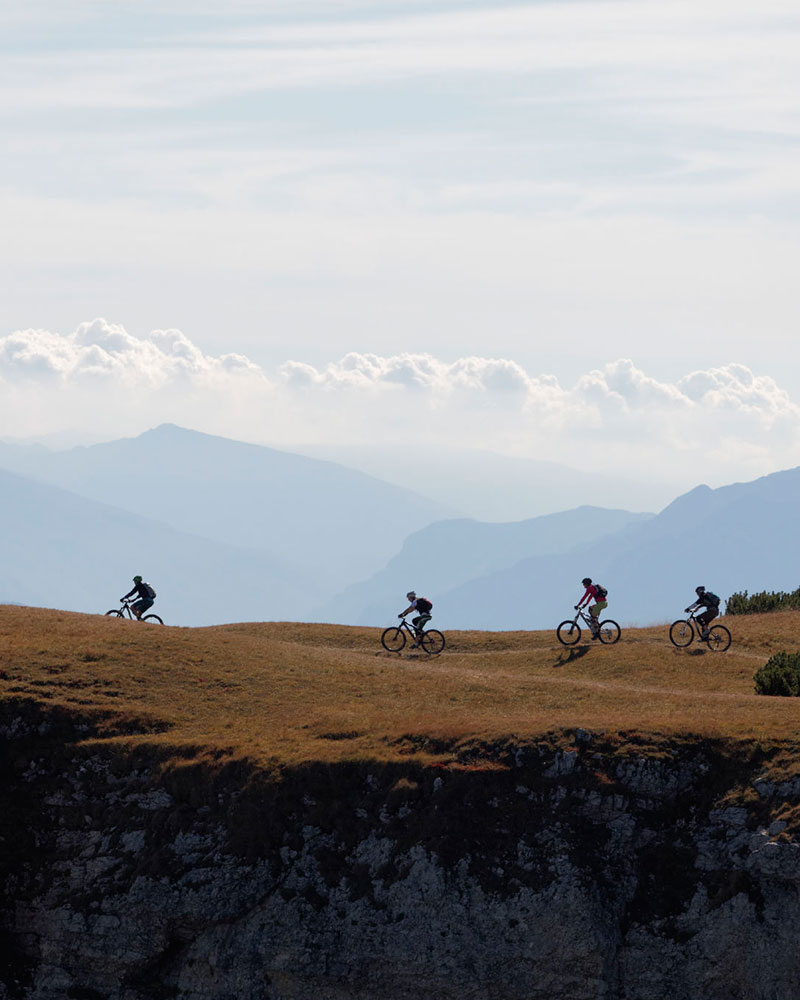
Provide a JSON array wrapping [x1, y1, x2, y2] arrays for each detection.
[[1, 605, 800, 768]]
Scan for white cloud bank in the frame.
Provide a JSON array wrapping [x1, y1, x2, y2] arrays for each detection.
[[1, 320, 798, 487], [0, 319, 261, 386]]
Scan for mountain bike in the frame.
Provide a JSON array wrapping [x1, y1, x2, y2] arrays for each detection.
[[556, 607, 620, 646], [105, 599, 164, 625], [669, 610, 730, 651], [381, 616, 445, 655]]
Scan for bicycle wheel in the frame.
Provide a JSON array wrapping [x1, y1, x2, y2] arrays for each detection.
[[381, 626, 406, 652], [142, 614, 164, 625], [597, 620, 621, 644], [421, 629, 445, 655], [669, 619, 694, 648], [105, 610, 123, 618], [706, 625, 731, 652], [556, 620, 582, 646]]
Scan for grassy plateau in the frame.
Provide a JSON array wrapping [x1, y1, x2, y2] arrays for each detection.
[[2, 605, 800, 775]]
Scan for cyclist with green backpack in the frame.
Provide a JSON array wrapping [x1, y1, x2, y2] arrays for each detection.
[[399, 590, 434, 649], [685, 586, 720, 639], [575, 577, 608, 639], [121, 575, 157, 620]]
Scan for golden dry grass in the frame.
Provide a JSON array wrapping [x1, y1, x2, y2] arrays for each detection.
[[2, 605, 800, 769]]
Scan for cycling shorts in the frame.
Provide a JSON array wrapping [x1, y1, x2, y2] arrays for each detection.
[[589, 601, 608, 619]]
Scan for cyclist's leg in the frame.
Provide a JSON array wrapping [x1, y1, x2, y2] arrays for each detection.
[[410, 614, 431, 647], [589, 602, 607, 633], [699, 608, 716, 636], [133, 598, 153, 620]]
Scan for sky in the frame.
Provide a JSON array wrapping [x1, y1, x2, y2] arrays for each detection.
[[3, 0, 800, 491]]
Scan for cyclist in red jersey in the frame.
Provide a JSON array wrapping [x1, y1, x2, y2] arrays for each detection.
[[575, 577, 607, 639]]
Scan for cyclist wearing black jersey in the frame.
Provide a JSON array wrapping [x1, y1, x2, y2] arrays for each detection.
[[399, 590, 433, 649], [121, 576, 156, 620], [685, 586, 720, 638]]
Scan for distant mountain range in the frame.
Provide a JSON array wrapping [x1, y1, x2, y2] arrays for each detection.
[[295, 443, 676, 521], [429, 467, 800, 630], [0, 468, 313, 625], [0, 424, 455, 596], [2, 423, 798, 630], [314, 506, 653, 625]]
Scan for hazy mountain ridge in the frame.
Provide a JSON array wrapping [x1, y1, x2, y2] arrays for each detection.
[[295, 442, 676, 521], [0, 424, 456, 594], [434, 466, 800, 630], [0, 467, 318, 625], [2, 424, 799, 629], [316, 506, 653, 626]]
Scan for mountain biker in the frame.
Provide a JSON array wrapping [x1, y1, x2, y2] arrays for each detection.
[[399, 591, 433, 649], [121, 576, 157, 620], [575, 577, 608, 639], [685, 586, 720, 638]]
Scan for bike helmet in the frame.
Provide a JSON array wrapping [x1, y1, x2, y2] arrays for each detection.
[[133, 575, 143, 582], [406, 591, 416, 600], [695, 586, 705, 594], [581, 577, 592, 586]]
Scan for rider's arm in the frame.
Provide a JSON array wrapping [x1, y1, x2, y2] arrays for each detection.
[[576, 586, 593, 608], [399, 604, 414, 616], [122, 586, 136, 600]]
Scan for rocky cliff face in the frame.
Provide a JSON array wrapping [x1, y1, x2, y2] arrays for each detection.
[[2, 699, 800, 1000]]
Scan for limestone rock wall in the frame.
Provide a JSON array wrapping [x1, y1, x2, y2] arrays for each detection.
[[2, 703, 800, 1000]]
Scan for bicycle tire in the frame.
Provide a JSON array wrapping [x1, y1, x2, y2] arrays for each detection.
[[597, 620, 621, 644], [381, 626, 406, 652], [142, 614, 164, 625], [105, 610, 124, 618], [556, 620, 582, 646], [706, 625, 731, 652], [421, 629, 445, 655], [669, 619, 694, 648]]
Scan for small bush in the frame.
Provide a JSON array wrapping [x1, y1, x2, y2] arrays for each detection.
[[727, 588, 800, 616], [754, 650, 800, 697]]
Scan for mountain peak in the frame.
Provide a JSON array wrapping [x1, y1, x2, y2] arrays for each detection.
[[141, 423, 193, 437]]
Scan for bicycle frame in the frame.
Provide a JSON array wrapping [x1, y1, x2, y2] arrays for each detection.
[[556, 606, 621, 646], [572, 608, 598, 630], [105, 599, 164, 625], [669, 609, 730, 651], [682, 610, 718, 638], [397, 617, 424, 638], [381, 616, 445, 655]]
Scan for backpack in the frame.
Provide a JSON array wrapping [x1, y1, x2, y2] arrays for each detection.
[[143, 582, 156, 599], [595, 585, 608, 600], [415, 597, 433, 614], [705, 591, 720, 607]]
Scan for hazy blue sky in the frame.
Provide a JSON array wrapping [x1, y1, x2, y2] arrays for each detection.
[[3, 1, 800, 487]]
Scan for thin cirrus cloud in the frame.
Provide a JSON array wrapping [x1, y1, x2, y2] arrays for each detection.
[[0, 321, 797, 484], [5, 2, 800, 120]]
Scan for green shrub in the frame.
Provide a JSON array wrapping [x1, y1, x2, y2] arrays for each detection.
[[754, 650, 800, 697], [726, 587, 800, 616]]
